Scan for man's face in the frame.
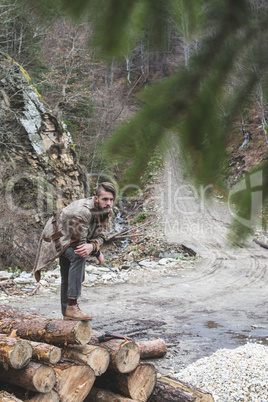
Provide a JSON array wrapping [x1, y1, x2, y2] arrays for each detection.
[[95, 190, 114, 213]]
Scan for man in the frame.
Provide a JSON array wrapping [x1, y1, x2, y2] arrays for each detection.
[[33, 182, 116, 321]]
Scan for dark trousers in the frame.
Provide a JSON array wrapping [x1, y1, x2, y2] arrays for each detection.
[[59, 247, 86, 315]]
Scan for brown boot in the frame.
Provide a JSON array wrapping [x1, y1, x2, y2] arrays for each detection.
[[64, 304, 92, 321]]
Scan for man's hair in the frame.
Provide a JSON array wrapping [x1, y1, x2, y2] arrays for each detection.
[[96, 182, 116, 199]]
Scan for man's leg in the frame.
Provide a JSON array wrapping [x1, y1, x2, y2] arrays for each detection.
[[59, 253, 70, 316], [61, 247, 92, 320]]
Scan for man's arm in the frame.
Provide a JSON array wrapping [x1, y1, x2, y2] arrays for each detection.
[[86, 214, 110, 252], [96, 252, 105, 265], [74, 212, 111, 261]]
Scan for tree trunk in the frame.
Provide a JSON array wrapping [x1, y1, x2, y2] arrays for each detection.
[[0, 361, 56, 393], [0, 317, 91, 346], [136, 338, 167, 359], [0, 391, 23, 401], [149, 375, 214, 402], [29, 390, 60, 402], [85, 387, 135, 401], [28, 341, 61, 365], [0, 335, 32, 369], [90, 331, 140, 374], [52, 360, 95, 402], [96, 363, 157, 401], [149, 382, 196, 401], [62, 344, 110, 376]]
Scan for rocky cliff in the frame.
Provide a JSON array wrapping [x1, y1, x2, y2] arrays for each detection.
[[0, 52, 87, 270]]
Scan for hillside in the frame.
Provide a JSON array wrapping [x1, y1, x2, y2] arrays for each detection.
[[0, 52, 87, 270]]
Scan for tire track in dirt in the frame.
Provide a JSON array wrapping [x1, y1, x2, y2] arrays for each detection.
[[160, 145, 268, 300]]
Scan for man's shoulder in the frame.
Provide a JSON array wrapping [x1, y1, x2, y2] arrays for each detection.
[[66, 197, 94, 208], [62, 197, 94, 215]]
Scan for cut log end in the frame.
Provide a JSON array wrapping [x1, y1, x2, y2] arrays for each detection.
[[29, 390, 60, 402], [6, 339, 32, 369], [74, 321, 93, 345], [54, 362, 95, 402], [63, 344, 110, 376], [95, 362, 157, 401], [115, 340, 140, 374], [127, 363, 157, 400], [33, 364, 56, 393], [49, 346, 62, 365], [86, 346, 110, 376]]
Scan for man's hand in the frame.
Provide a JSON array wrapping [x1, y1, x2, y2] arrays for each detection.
[[96, 252, 105, 265], [74, 243, 94, 258]]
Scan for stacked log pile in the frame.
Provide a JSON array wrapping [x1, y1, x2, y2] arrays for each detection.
[[0, 304, 214, 401]]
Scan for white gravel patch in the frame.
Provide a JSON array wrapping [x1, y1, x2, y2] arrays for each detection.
[[175, 342, 268, 401]]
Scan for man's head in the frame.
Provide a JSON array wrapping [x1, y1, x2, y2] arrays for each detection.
[[94, 182, 116, 213]]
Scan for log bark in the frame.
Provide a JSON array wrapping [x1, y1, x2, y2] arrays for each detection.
[[27, 341, 61, 365], [136, 338, 167, 359], [85, 387, 135, 401], [0, 361, 56, 393], [0, 317, 91, 346], [0, 335, 32, 369], [253, 237, 268, 249], [0, 391, 23, 401], [149, 374, 214, 402], [90, 331, 140, 374], [0, 303, 92, 345], [52, 360, 95, 402], [28, 390, 60, 402], [149, 382, 196, 401], [62, 344, 110, 376], [96, 363, 157, 401]]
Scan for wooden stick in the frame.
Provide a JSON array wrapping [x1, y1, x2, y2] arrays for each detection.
[[113, 234, 144, 239], [107, 219, 156, 241]]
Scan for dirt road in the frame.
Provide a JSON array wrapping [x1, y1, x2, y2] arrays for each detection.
[[8, 148, 268, 374]]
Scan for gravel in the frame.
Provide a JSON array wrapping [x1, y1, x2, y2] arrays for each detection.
[[175, 342, 268, 401]]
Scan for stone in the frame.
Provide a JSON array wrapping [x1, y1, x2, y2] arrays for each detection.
[[0, 271, 13, 280], [158, 258, 178, 266], [84, 274, 98, 282], [14, 276, 35, 284], [102, 274, 113, 280], [85, 265, 96, 273], [39, 279, 49, 287], [139, 259, 158, 267]]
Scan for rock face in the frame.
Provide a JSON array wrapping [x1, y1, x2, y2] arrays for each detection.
[[0, 52, 87, 270]]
